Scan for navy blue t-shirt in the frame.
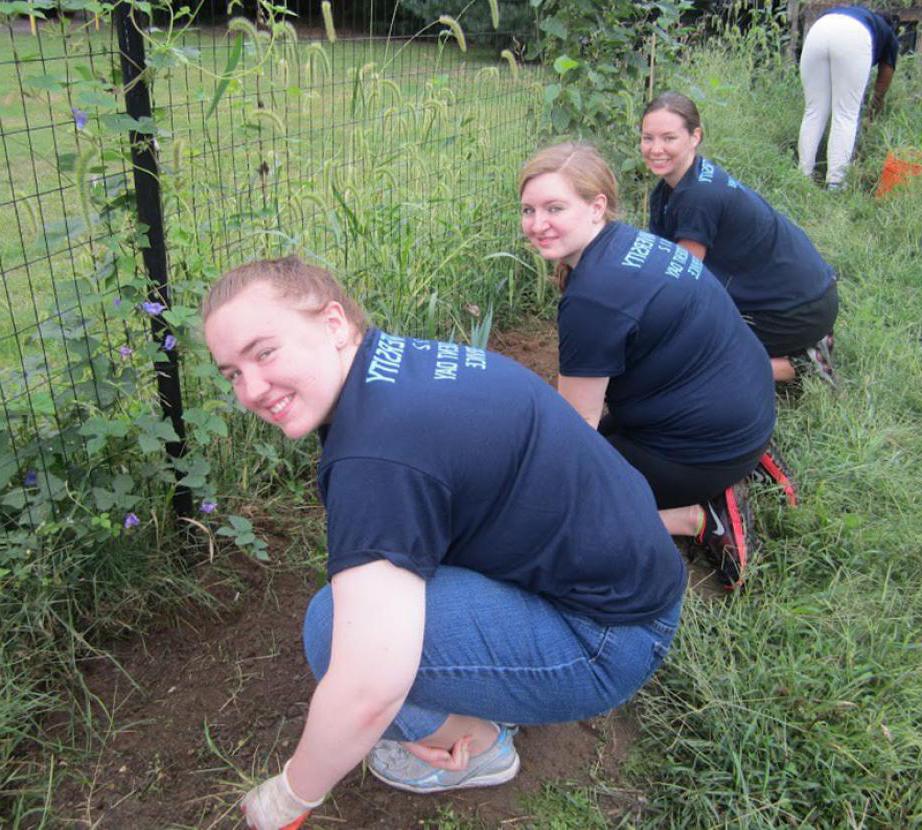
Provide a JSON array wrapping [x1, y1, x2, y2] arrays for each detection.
[[823, 6, 899, 67], [649, 156, 835, 314], [317, 328, 685, 626], [558, 222, 774, 465]]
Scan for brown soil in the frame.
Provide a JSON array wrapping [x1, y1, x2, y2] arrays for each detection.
[[489, 319, 559, 384], [47, 319, 650, 829]]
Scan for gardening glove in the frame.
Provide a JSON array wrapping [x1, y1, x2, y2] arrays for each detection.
[[241, 761, 323, 830]]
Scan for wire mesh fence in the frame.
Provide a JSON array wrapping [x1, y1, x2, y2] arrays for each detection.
[[0, 0, 542, 543]]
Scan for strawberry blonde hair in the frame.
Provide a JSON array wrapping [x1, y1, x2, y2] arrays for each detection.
[[202, 256, 368, 334], [518, 142, 619, 290]]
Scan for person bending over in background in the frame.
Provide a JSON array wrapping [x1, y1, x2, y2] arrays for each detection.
[[641, 92, 838, 387], [798, 5, 899, 189], [519, 142, 776, 587], [203, 256, 686, 830]]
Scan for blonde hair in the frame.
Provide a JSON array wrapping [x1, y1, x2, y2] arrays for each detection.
[[518, 142, 619, 290], [202, 256, 368, 334]]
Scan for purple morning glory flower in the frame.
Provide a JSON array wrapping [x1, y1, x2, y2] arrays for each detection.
[[141, 301, 166, 316], [72, 107, 88, 130], [123, 512, 140, 529], [24, 469, 38, 487], [200, 499, 217, 514], [118, 345, 133, 358], [113, 297, 122, 308], [163, 334, 177, 351]]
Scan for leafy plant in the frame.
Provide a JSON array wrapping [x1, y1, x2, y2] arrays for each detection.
[[216, 514, 269, 561], [536, 0, 693, 165]]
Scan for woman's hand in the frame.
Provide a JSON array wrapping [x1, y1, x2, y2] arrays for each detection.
[[405, 735, 473, 771], [241, 765, 320, 830]]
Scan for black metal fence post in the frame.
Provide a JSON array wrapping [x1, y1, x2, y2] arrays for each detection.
[[114, 0, 193, 518]]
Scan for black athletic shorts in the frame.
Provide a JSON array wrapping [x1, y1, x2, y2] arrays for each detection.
[[744, 280, 838, 358], [598, 419, 768, 509]]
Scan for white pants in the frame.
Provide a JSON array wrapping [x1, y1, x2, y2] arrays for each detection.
[[798, 13, 873, 185]]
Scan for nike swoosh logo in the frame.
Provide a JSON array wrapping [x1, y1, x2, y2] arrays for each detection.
[[708, 504, 725, 537]]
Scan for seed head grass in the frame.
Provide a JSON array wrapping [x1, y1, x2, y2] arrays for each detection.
[[437, 16, 467, 53], [321, 1, 337, 43]]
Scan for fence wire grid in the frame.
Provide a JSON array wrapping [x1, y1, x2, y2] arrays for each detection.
[[0, 0, 542, 539]]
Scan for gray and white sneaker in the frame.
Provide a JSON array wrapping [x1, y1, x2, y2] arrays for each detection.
[[367, 724, 520, 794], [791, 333, 836, 387]]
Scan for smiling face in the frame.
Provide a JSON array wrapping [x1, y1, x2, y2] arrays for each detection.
[[520, 172, 607, 268], [640, 108, 702, 187], [204, 282, 358, 440]]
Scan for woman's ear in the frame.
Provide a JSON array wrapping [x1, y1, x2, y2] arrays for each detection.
[[691, 127, 703, 149], [323, 301, 351, 348], [591, 193, 608, 222]]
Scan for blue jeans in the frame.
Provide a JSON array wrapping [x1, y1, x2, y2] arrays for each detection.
[[303, 566, 683, 742]]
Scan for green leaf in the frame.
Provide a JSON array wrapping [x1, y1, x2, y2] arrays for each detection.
[[56, 152, 77, 173], [92, 486, 117, 511], [37, 471, 67, 501], [30, 393, 57, 418], [162, 304, 199, 329], [1, 0, 54, 16], [1, 490, 27, 511], [178, 472, 207, 489], [550, 106, 572, 133], [74, 90, 117, 110], [58, 0, 98, 10], [0, 442, 17, 490], [544, 83, 561, 105], [136, 414, 180, 454], [539, 16, 568, 40], [565, 86, 583, 110], [229, 515, 252, 532], [22, 73, 67, 93], [98, 114, 158, 135], [112, 474, 136, 496], [206, 32, 243, 120], [138, 434, 161, 454], [553, 55, 580, 76], [206, 414, 228, 437]]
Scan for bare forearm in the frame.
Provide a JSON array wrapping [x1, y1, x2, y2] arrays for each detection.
[[557, 374, 607, 430], [871, 64, 894, 113], [285, 674, 406, 801]]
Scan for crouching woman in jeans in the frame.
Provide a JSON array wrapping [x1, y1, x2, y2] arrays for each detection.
[[203, 256, 686, 830]]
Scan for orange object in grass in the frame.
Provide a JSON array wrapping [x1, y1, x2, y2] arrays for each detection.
[[281, 814, 310, 830], [875, 151, 922, 198]]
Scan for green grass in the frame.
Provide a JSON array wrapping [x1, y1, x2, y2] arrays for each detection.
[[616, 41, 922, 829]]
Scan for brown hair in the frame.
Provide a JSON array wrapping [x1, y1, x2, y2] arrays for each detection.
[[641, 92, 702, 137], [518, 142, 619, 290], [202, 255, 368, 334]]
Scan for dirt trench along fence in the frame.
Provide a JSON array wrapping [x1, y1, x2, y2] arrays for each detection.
[[0, 0, 541, 554]]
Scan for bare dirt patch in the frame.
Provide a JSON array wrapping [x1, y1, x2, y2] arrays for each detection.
[[50, 555, 638, 828], [489, 318, 559, 384], [47, 319, 646, 829]]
